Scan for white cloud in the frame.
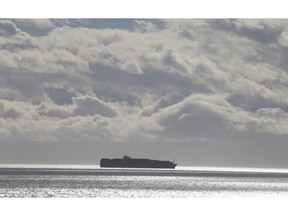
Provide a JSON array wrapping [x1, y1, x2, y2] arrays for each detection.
[[151, 94, 245, 138], [0, 98, 59, 141], [0, 50, 19, 68], [0, 99, 26, 119], [3, 48, 90, 75], [245, 108, 288, 134], [121, 60, 143, 74], [73, 94, 118, 117], [133, 20, 159, 33], [279, 28, 288, 46]]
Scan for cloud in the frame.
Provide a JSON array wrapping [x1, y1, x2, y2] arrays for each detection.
[[207, 19, 286, 44], [140, 93, 288, 142], [73, 93, 118, 117], [245, 108, 288, 134], [14, 19, 54, 30], [4, 48, 90, 75], [278, 27, 288, 47], [1, 19, 288, 149], [36, 101, 74, 119], [0, 20, 19, 36], [121, 60, 143, 74], [141, 93, 184, 117], [150, 94, 243, 139], [0, 98, 59, 142], [0, 100, 25, 119], [0, 20, 35, 52], [133, 20, 159, 33]]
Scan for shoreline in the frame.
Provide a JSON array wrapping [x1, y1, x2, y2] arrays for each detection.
[[1, 167, 288, 178]]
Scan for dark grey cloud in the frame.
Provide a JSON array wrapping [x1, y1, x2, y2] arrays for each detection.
[[45, 87, 76, 105], [57, 19, 166, 31], [227, 92, 288, 113], [233, 19, 284, 44], [207, 19, 285, 44], [2, 108, 21, 119], [0, 20, 19, 36], [36, 103, 73, 119]]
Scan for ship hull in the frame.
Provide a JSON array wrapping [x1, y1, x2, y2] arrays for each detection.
[[100, 158, 177, 169]]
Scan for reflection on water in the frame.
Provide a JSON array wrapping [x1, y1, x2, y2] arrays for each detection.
[[1, 174, 288, 198]]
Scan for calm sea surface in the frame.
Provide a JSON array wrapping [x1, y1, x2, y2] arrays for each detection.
[[1, 166, 288, 198]]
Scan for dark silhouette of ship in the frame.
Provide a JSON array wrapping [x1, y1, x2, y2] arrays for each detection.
[[100, 155, 177, 169]]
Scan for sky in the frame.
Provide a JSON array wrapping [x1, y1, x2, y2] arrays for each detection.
[[1, 19, 288, 168]]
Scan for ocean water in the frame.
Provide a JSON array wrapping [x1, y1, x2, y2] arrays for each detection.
[[1, 166, 288, 198]]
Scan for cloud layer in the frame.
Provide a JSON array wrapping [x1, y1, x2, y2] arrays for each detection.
[[1, 19, 288, 166]]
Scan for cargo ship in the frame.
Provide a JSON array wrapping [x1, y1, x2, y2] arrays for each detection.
[[100, 155, 177, 169]]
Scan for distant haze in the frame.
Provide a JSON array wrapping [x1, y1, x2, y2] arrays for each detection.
[[1, 19, 288, 168]]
